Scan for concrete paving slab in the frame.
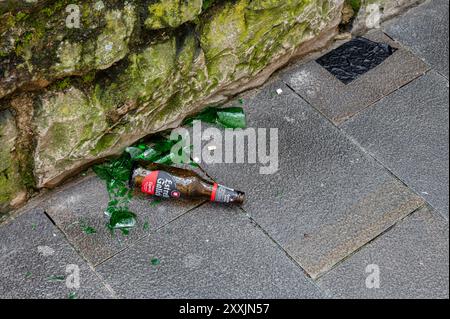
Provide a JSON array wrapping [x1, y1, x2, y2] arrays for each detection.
[[384, 0, 449, 78], [317, 205, 449, 299], [41, 175, 204, 266], [198, 80, 424, 278], [0, 208, 113, 299], [342, 71, 449, 218], [281, 30, 429, 124], [96, 204, 324, 299]]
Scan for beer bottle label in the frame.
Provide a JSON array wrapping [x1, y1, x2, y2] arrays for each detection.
[[211, 183, 239, 203], [141, 171, 181, 199]]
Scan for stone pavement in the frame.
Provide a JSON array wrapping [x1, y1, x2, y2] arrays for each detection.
[[1, 0, 448, 299]]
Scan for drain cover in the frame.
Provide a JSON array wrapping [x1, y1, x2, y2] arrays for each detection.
[[317, 37, 397, 84]]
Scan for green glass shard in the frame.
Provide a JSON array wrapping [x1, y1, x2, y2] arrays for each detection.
[[125, 146, 143, 159], [93, 153, 136, 235], [151, 258, 160, 266], [121, 228, 131, 236], [189, 162, 200, 168], [93, 153, 132, 183], [183, 106, 246, 129], [79, 219, 97, 235], [107, 209, 137, 230], [125, 135, 181, 164], [93, 105, 247, 236], [68, 292, 78, 299], [153, 152, 174, 165], [48, 275, 66, 282], [82, 226, 97, 235], [183, 107, 218, 126], [217, 107, 246, 129]]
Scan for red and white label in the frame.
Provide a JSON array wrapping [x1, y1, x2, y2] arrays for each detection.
[[141, 171, 160, 195], [141, 171, 179, 199]]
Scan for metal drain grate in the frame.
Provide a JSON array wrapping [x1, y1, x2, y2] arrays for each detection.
[[316, 37, 397, 84]]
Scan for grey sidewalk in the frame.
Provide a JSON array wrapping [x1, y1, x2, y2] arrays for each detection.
[[0, 0, 448, 299]]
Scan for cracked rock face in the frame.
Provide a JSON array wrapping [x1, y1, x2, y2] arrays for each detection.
[[0, 0, 138, 99], [0, 110, 25, 213], [1, 0, 348, 211], [349, 0, 424, 34], [145, 0, 203, 30], [0, 0, 52, 15]]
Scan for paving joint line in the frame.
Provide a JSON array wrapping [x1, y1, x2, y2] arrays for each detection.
[[276, 80, 447, 277], [382, 27, 449, 81], [342, 132, 448, 221], [336, 69, 429, 126], [313, 202, 428, 281], [236, 206, 330, 297], [282, 77, 445, 219], [92, 200, 207, 269], [41, 209, 119, 299]]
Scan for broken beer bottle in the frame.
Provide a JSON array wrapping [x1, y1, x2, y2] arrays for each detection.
[[130, 161, 245, 204]]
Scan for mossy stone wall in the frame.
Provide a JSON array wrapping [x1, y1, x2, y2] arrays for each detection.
[[0, 0, 420, 213]]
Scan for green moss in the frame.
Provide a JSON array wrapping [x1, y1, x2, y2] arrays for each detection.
[[48, 122, 69, 146], [40, 0, 69, 17], [22, 31, 33, 43], [14, 31, 33, 57], [199, 0, 319, 79], [145, 0, 203, 29], [5, 14, 16, 28], [53, 41, 82, 75], [100, 38, 177, 109], [0, 167, 21, 204], [0, 111, 23, 210], [15, 11, 29, 22], [90, 133, 119, 156], [53, 78, 72, 90], [40, 7, 53, 17], [177, 32, 197, 75], [18, 154, 36, 190], [347, 0, 362, 12], [29, 0, 341, 189], [203, 0, 218, 11], [13, 12, 48, 59], [80, 123, 94, 142], [93, 5, 137, 69], [199, 0, 247, 60], [1, 0, 138, 101], [82, 71, 96, 83]]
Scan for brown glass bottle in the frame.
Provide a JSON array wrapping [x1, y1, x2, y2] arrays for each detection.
[[129, 161, 245, 204]]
